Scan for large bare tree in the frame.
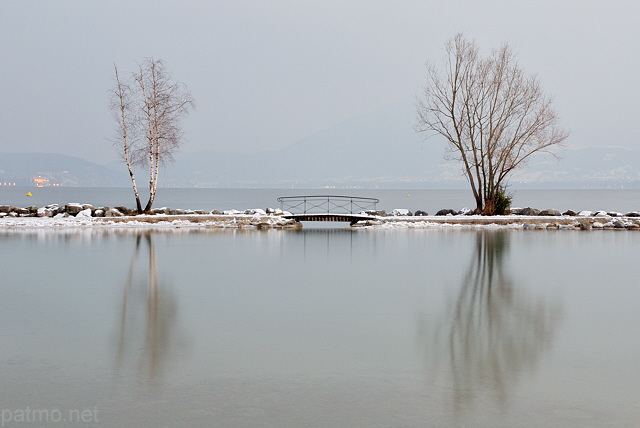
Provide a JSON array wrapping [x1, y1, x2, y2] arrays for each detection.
[[416, 34, 568, 214], [111, 58, 194, 213]]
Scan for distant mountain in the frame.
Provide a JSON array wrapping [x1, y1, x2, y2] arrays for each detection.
[[3, 104, 639, 189], [163, 104, 462, 188], [162, 145, 640, 189], [162, 101, 640, 189], [0, 153, 127, 187], [510, 145, 640, 188]]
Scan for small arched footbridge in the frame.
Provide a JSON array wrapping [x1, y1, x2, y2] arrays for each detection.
[[277, 195, 380, 224]]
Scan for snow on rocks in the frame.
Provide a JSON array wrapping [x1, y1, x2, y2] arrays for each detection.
[[76, 208, 93, 218], [391, 209, 412, 216], [539, 209, 561, 216], [65, 203, 85, 216], [435, 209, 457, 216], [2, 202, 640, 231], [0, 202, 304, 230], [512, 207, 541, 216], [105, 208, 123, 217], [244, 208, 267, 216], [0, 213, 302, 230]]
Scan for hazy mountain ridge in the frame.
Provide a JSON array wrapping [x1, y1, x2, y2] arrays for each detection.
[[0, 153, 128, 187], [509, 146, 640, 188], [161, 104, 640, 188], [2, 107, 639, 189], [160, 145, 640, 189], [163, 105, 451, 188]]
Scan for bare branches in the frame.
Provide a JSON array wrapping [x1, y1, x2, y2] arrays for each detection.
[[111, 58, 194, 213], [416, 33, 568, 214]]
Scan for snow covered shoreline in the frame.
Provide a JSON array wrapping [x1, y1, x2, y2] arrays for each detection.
[[3, 202, 640, 231], [2, 212, 640, 231], [0, 214, 302, 230], [366, 215, 640, 230]]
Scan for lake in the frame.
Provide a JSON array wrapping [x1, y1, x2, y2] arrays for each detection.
[[1, 188, 640, 427]]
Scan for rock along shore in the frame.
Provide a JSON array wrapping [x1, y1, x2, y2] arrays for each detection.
[[2, 203, 640, 230], [0, 203, 302, 229]]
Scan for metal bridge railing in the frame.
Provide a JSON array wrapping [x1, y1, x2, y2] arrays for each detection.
[[277, 195, 379, 215]]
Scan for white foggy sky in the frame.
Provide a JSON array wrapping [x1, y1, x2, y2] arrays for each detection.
[[1, 0, 638, 164]]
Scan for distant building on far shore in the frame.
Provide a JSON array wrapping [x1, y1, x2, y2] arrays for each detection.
[[32, 176, 60, 187]]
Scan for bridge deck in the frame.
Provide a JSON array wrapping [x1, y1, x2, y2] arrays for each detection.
[[283, 213, 376, 223]]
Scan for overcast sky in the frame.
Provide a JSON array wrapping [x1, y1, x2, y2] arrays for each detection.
[[1, 0, 639, 164]]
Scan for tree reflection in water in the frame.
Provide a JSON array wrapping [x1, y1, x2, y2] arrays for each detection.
[[114, 232, 180, 387], [421, 231, 562, 415]]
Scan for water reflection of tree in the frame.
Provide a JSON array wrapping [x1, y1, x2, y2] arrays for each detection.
[[422, 231, 562, 414], [115, 232, 180, 386]]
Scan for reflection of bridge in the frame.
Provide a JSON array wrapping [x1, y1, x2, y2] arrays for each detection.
[[277, 195, 379, 224]]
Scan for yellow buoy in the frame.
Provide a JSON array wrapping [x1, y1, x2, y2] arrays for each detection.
[[26, 192, 32, 196]]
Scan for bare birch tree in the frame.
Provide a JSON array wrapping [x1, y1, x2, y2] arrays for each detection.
[[416, 34, 568, 214], [111, 64, 143, 213], [134, 59, 194, 213], [111, 58, 194, 213]]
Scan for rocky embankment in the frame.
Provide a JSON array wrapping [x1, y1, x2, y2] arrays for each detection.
[[3, 203, 640, 230], [360, 207, 640, 230], [0, 203, 301, 229], [1, 203, 134, 218]]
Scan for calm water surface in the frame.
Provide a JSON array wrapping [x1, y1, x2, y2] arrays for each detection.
[[1, 225, 639, 427]]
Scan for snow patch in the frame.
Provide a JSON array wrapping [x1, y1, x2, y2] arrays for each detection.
[[391, 209, 410, 216], [76, 208, 93, 218]]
